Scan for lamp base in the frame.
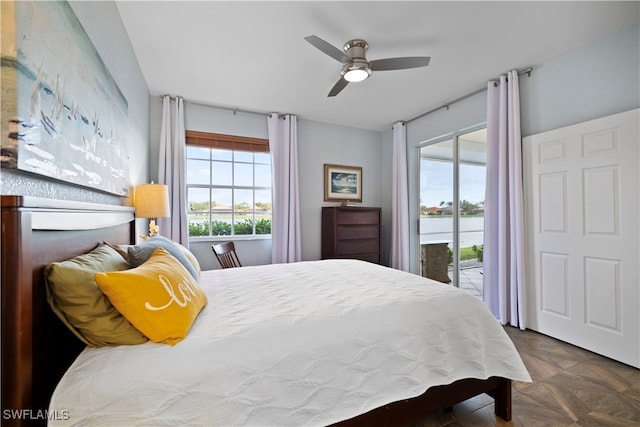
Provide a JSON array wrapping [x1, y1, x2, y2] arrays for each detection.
[[139, 219, 160, 240]]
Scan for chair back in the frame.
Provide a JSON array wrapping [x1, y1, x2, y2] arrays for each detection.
[[211, 241, 242, 268]]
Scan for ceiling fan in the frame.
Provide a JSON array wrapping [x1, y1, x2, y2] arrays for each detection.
[[305, 35, 431, 97]]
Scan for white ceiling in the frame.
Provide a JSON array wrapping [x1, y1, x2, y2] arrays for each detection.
[[115, 1, 639, 132]]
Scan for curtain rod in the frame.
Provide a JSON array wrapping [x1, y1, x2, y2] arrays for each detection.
[[406, 67, 532, 124], [158, 95, 270, 118]]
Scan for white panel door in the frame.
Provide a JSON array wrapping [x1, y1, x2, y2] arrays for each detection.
[[524, 109, 639, 368]]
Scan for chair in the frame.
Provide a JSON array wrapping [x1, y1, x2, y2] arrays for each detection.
[[211, 241, 242, 268]]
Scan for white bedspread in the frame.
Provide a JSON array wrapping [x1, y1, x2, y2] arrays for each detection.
[[49, 259, 530, 426]]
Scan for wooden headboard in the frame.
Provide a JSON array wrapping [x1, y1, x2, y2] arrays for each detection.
[[1, 196, 135, 426]]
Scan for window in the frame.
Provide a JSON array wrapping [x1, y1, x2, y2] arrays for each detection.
[[419, 127, 486, 297], [186, 131, 271, 238]]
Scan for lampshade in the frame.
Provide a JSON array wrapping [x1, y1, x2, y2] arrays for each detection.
[[134, 183, 170, 219]]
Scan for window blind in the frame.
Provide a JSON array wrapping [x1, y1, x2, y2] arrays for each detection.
[[186, 130, 269, 153]]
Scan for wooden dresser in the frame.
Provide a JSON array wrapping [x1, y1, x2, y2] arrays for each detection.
[[322, 206, 382, 264]]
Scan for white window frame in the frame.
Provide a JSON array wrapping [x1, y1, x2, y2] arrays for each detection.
[[186, 131, 271, 241]]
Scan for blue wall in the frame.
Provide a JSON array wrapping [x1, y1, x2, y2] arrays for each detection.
[[404, 22, 640, 274], [149, 101, 384, 270], [520, 23, 639, 137]]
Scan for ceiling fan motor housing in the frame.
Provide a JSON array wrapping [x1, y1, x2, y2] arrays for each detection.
[[341, 39, 371, 81], [343, 39, 368, 57]]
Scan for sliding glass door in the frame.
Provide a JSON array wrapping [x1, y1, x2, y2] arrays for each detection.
[[419, 128, 486, 297]]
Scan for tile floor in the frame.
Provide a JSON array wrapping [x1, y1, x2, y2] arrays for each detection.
[[423, 263, 639, 426], [450, 262, 484, 299], [410, 327, 640, 427]]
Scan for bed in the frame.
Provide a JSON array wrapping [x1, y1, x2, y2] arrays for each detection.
[[1, 196, 530, 426]]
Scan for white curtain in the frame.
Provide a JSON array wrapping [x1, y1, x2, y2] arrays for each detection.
[[157, 95, 188, 245], [483, 70, 526, 329], [267, 113, 301, 263], [390, 122, 410, 271]]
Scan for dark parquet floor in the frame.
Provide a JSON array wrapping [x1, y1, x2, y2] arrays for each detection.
[[411, 327, 640, 427]]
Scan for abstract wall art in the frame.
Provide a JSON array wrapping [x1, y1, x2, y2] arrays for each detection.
[[1, 0, 129, 196]]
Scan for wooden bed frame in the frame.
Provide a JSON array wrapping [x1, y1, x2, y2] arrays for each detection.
[[1, 195, 511, 427]]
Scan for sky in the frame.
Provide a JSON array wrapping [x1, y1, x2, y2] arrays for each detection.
[[186, 147, 271, 208], [186, 147, 486, 209], [420, 159, 486, 207]]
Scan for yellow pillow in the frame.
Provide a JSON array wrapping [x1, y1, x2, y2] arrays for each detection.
[[95, 247, 208, 346]]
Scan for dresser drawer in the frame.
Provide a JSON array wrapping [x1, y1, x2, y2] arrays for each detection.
[[333, 252, 380, 264], [337, 224, 379, 239], [335, 209, 380, 225], [336, 238, 380, 255]]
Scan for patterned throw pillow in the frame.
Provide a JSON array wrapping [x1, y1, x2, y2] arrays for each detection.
[[95, 247, 208, 346]]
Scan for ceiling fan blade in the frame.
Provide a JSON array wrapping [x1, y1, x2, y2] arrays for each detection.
[[328, 78, 349, 97], [369, 56, 431, 71], [305, 35, 349, 63]]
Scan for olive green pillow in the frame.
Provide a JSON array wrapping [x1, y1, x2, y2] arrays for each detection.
[[45, 243, 149, 347]]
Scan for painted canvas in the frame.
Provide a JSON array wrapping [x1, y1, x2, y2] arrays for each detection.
[[324, 164, 362, 202], [1, 0, 129, 196]]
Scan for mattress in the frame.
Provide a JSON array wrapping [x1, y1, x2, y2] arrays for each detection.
[[49, 259, 530, 426]]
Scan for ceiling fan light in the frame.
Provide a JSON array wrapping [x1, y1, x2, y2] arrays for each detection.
[[343, 68, 370, 83]]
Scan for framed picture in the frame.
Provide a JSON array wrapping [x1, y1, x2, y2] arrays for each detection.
[[1, 1, 129, 196], [324, 164, 362, 202]]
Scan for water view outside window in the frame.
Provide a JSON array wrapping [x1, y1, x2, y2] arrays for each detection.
[[186, 146, 271, 237], [419, 129, 486, 297]]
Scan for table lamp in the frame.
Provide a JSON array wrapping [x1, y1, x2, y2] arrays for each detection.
[[134, 183, 170, 239]]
